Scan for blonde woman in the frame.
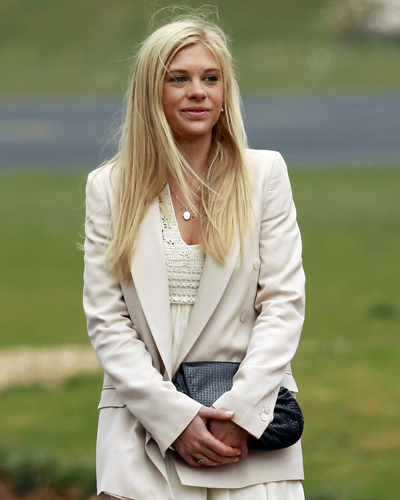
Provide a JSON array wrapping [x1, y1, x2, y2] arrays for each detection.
[[84, 12, 306, 500]]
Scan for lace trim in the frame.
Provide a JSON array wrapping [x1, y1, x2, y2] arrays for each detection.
[[159, 185, 204, 305]]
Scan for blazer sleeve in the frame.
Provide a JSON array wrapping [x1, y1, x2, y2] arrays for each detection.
[[83, 171, 202, 456], [213, 152, 305, 439]]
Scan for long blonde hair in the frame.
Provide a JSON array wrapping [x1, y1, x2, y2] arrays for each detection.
[[106, 13, 252, 279]]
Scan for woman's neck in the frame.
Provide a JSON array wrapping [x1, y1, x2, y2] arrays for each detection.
[[175, 133, 212, 178]]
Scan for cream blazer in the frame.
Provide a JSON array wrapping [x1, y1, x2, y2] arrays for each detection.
[[83, 149, 306, 500]]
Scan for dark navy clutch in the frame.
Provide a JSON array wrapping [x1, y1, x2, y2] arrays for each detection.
[[172, 361, 304, 451]]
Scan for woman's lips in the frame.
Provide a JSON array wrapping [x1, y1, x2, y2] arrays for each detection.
[[181, 107, 210, 118]]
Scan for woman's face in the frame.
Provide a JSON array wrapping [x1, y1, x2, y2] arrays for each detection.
[[162, 43, 224, 145]]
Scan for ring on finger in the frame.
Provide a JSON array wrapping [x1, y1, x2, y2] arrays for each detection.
[[197, 457, 206, 465]]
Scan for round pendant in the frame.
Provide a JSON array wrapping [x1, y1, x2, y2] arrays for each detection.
[[183, 210, 191, 221]]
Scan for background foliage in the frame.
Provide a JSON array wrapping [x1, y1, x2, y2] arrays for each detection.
[[1, 0, 400, 96]]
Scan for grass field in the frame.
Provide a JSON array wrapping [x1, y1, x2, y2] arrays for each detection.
[[0, 173, 88, 347], [1, 0, 400, 96], [1, 167, 400, 499]]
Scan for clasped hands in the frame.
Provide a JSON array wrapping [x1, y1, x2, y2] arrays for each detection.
[[172, 406, 249, 467]]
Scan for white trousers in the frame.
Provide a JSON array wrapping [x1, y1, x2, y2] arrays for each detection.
[[102, 478, 305, 500]]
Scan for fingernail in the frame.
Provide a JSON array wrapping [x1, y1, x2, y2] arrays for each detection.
[[225, 411, 234, 416], [237, 451, 241, 455], [234, 457, 239, 462]]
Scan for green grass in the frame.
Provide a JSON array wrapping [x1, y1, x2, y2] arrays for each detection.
[[0, 376, 101, 466], [1, 167, 400, 498], [290, 168, 400, 499], [0, 375, 99, 495], [1, 0, 400, 96], [0, 172, 88, 347]]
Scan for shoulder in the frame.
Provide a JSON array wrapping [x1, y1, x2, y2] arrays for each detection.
[[245, 149, 289, 193], [245, 148, 287, 172], [86, 161, 118, 202], [245, 148, 277, 166]]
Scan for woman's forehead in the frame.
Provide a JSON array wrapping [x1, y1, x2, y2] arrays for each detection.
[[167, 44, 220, 71]]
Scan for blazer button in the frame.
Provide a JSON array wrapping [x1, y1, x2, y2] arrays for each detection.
[[260, 413, 268, 422], [240, 312, 248, 323], [253, 258, 260, 270]]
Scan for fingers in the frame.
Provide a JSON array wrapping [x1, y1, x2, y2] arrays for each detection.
[[238, 440, 248, 459], [208, 419, 249, 458], [177, 434, 241, 467], [185, 452, 240, 468], [198, 406, 234, 421], [183, 433, 241, 466], [172, 409, 242, 468], [201, 446, 241, 465], [204, 431, 241, 458], [193, 453, 240, 467], [191, 455, 224, 467], [175, 447, 227, 468]]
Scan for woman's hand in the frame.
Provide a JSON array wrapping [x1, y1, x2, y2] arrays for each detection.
[[209, 419, 249, 458], [172, 406, 242, 467]]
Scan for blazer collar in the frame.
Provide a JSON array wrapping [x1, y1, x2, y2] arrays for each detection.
[[130, 197, 173, 378], [131, 196, 240, 379], [173, 237, 240, 371]]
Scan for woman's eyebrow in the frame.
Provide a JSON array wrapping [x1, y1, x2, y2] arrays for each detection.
[[167, 68, 221, 74]]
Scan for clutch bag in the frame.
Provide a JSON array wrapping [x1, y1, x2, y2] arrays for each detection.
[[172, 361, 304, 451]]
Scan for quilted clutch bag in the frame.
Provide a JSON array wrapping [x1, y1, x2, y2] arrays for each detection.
[[172, 361, 304, 451]]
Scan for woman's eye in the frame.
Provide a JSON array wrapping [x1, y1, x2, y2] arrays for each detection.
[[204, 75, 218, 82], [171, 76, 187, 83]]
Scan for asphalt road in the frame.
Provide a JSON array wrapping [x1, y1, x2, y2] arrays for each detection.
[[1, 92, 399, 169]]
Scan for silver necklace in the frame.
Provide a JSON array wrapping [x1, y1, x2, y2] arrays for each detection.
[[169, 184, 201, 221]]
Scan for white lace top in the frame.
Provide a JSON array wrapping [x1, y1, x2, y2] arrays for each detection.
[[159, 185, 204, 305]]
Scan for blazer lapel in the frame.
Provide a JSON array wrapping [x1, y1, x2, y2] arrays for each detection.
[[130, 197, 172, 379], [174, 236, 241, 371]]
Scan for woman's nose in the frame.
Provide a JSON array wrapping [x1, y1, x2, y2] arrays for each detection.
[[187, 80, 207, 99]]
